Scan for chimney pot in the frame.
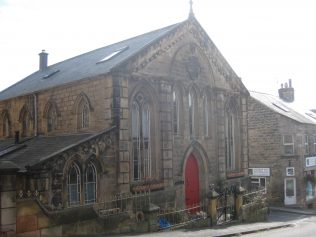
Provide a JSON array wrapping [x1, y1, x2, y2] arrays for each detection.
[[278, 79, 294, 103], [39, 50, 48, 71], [289, 79, 292, 88]]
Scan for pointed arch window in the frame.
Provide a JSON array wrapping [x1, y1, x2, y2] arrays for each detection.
[[173, 90, 180, 135], [225, 113, 235, 171], [85, 162, 97, 204], [21, 111, 32, 137], [203, 95, 209, 137], [2, 113, 10, 137], [47, 106, 57, 132], [68, 163, 81, 206], [131, 92, 151, 181], [77, 100, 90, 129], [189, 90, 195, 137]]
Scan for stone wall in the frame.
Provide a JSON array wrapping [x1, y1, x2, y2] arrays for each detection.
[[0, 75, 113, 138], [248, 96, 315, 206]]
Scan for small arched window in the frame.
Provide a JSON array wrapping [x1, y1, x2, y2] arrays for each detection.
[[131, 92, 151, 181], [21, 111, 32, 137], [2, 113, 10, 137], [173, 90, 179, 135], [47, 106, 57, 132], [85, 162, 97, 204], [68, 163, 81, 206], [78, 100, 89, 129]]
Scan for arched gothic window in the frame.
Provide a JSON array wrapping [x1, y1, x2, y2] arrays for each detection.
[[203, 95, 209, 137], [77, 100, 89, 129], [2, 113, 10, 137], [225, 113, 235, 171], [131, 92, 151, 181], [85, 162, 97, 204], [189, 90, 195, 137], [47, 105, 57, 132], [173, 90, 179, 135], [68, 163, 81, 206], [20, 109, 32, 137], [225, 97, 240, 172]]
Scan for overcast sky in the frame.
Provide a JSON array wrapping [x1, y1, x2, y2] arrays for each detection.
[[1, 0, 316, 109]]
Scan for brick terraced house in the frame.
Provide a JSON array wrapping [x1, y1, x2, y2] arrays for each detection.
[[0, 11, 249, 236], [248, 80, 316, 207]]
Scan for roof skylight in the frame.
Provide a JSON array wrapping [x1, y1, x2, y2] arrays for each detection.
[[42, 70, 60, 79], [97, 46, 129, 64], [306, 112, 316, 120], [272, 101, 290, 112]]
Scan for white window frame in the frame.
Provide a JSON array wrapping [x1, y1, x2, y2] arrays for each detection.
[[68, 163, 81, 206], [286, 167, 295, 176], [85, 162, 97, 204], [283, 135, 294, 155], [251, 177, 267, 193]]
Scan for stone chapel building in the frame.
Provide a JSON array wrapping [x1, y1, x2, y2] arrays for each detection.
[[0, 11, 249, 236]]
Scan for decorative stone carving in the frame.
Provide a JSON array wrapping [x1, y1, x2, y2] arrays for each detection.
[[184, 56, 201, 81]]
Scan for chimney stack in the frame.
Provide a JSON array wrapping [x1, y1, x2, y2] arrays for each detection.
[[39, 50, 48, 71], [278, 79, 294, 103]]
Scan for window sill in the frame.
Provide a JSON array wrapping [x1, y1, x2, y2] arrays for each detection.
[[131, 180, 164, 193], [281, 154, 299, 159], [226, 171, 245, 179]]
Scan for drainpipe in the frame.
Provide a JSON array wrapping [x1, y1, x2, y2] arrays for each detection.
[[33, 93, 38, 136]]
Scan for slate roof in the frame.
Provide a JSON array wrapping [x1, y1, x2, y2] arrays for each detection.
[[250, 91, 316, 124], [0, 22, 183, 101], [0, 130, 110, 172]]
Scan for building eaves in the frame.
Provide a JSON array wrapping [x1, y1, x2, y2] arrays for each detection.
[[0, 126, 115, 172]]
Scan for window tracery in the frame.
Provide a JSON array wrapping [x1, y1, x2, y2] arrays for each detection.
[[131, 92, 151, 181], [85, 162, 97, 204], [68, 163, 81, 206]]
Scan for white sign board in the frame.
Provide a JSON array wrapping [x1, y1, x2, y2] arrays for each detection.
[[306, 157, 316, 167], [249, 168, 270, 177]]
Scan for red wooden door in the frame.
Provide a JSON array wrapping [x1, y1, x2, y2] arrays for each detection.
[[185, 154, 200, 208]]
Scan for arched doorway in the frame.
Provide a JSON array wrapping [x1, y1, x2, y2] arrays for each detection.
[[185, 154, 200, 208]]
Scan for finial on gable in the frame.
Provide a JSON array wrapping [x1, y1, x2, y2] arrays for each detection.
[[189, 0, 194, 18]]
